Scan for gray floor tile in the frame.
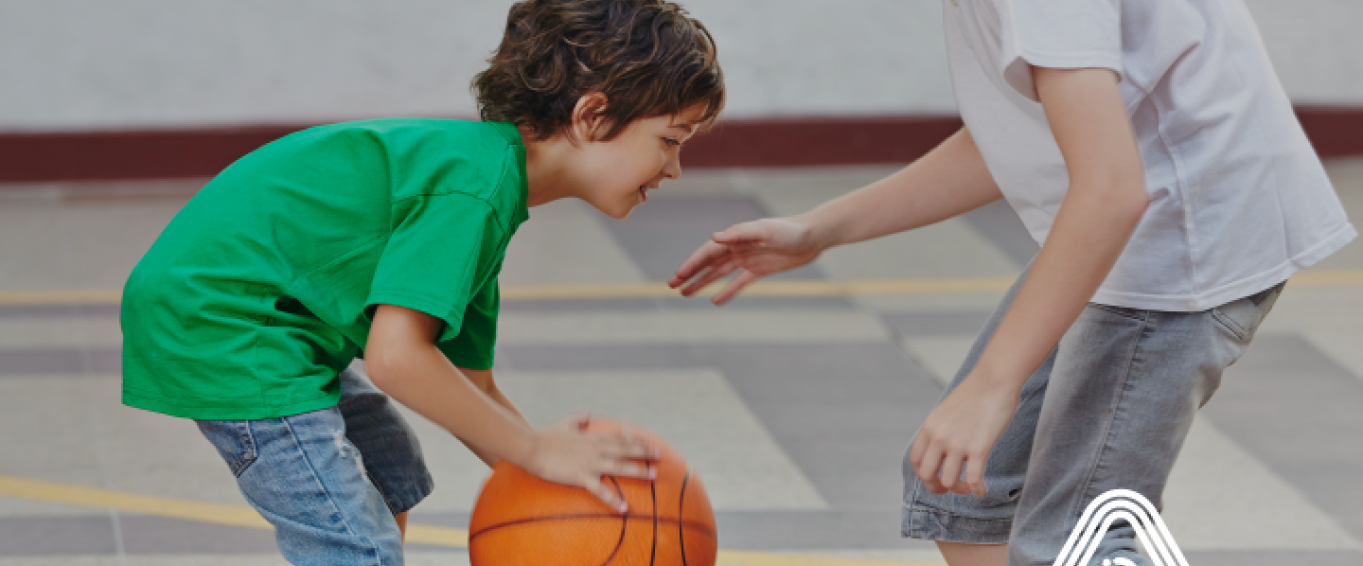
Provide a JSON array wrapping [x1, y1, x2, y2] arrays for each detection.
[[1182, 549, 1363, 566], [499, 295, 855, 313], [1311, 159, 1363, 271], [500, 297, 666, 313], [602, 193, 826, 281], [0, 348, 120, 376], [119, 516, 278, 555], [1162, 416, 1360, 550], [0, 306, 83, 319], [395, 367, 827, 512], [0, 305, 120, 319], [0, 516, 117, 556], [958, 200, 1039, 267], [1302, 331, 1363, 384], [0, 190, 191, 290], [0, 318, 122, 349], [497, 309, 892, 345], [500, 343, 941, 511], [715, 511, 934, 551], [1202, 334, 1363, 541], [880, 311, 992, 337], [655, 295, 858, 310], [501, 199, 646, 286], [0, 349, 88, 375]]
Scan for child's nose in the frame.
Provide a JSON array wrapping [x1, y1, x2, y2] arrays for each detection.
[[663, 153, 682, 179]]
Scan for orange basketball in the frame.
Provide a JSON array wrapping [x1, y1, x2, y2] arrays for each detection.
[[468, 420, 718, 566]]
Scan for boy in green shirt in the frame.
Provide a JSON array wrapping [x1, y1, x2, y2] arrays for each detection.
[[120, 1, 723, 563]]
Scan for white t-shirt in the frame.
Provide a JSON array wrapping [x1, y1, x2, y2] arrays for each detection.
[[944, 0, 1355, 311]]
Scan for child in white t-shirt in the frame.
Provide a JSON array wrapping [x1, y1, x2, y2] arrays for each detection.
[[669, 1, 1354, 564]]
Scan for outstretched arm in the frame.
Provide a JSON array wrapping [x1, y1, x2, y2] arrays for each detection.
[[799, 127, 1003, 248], [669, 127, 1002, 304], [365, 305, 656, 512], [909, 66, 1149, 496]]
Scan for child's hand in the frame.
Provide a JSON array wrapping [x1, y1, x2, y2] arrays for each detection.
[[668, 217, 822, 305], [525, 415, 659, 513], [908, 373, 1019, 497]]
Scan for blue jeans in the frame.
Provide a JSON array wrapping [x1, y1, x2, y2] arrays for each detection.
[[197, 367, 433, 566], [902, 267, 1283, 566]]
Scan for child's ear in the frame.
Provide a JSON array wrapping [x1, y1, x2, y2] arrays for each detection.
[[571, 92, 610, 142]]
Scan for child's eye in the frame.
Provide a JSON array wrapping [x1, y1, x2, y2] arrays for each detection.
[[663, 137, 682, 148]]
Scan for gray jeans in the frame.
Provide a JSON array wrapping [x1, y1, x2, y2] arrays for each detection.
[[902, 267, 1283, 566]]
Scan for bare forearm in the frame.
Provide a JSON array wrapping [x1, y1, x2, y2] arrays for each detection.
[[369, 349, 537, 469], [972, 67, 1149, 390], [972, 185, 1146, 388], [458, 367, 530, 466], [799, 128, 1002, 249]]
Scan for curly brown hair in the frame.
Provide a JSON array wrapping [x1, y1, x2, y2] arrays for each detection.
[[473, 0, 724, 141]]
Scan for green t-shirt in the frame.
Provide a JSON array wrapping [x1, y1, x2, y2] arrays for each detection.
[[121, 119, 529, 420]]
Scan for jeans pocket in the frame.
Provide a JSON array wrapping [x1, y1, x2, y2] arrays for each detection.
[[1211, 283, 1283, 342], [196, 420, 259, 477]]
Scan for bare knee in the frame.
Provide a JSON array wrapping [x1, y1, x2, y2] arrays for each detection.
[[936, 541, 1008, 566]]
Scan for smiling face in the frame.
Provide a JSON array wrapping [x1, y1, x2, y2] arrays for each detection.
[[567, 103, 708, 219]]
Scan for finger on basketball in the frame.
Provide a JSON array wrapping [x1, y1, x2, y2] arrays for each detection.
[[605, 432, 657, 461], [584, 477, 627, 513], [606, 461, 655, 480]]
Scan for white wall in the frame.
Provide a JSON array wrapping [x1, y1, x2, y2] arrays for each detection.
[[1, 0, 1359, 132]]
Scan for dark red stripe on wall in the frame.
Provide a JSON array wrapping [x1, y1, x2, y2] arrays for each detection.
[[1295, 106, 1363, 159], [0, 125, 301, 183], [0, 107, 1359, 183], [683, 115, 964, 168]]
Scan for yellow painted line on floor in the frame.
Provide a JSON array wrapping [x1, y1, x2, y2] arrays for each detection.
[[0, 289, 123, 306], [1286, 269, 1363, 286], [7, 269, 1360, 307], [0, 474, 270, 530], [0, 473, 942, 566], [498, 277, 1018, 300]]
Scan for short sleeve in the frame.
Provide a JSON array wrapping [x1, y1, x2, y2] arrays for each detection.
[[366, 192, 504, 344], [437, 275, 500, 370], [999, 0, 1123, 100]]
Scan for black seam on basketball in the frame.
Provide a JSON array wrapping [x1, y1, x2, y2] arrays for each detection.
[[600, 477, 627, 566], [679, 468, 691, 566], [649, 477, 658, 566], [467, 514, 715, 541]]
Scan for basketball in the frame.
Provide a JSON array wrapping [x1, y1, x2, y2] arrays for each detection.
[[468, 419, 718, 566]]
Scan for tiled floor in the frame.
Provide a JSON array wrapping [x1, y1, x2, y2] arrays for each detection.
[[1, 161, 1362, 565]]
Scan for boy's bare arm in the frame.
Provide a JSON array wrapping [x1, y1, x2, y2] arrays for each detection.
[[455, 367, 530, 466], [365, 304, 655, 511], [909, 66, 1149, 497], [670, 128, 1002, 303], [799, 127, 1002, 248]]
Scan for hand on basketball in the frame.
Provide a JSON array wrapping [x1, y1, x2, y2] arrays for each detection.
[[668, 217, 823, 305], [908, 374, 1019, 497], [526, 415, 660, 513]]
